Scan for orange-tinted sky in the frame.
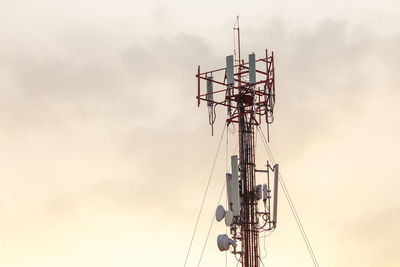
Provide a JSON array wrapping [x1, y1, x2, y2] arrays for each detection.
[[0, 1, 399, 266]]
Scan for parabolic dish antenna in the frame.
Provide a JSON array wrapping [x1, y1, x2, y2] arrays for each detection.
[[215, 205, 226, 222]]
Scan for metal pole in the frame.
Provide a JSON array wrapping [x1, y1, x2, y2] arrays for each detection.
[[238, 99, 259, 267]]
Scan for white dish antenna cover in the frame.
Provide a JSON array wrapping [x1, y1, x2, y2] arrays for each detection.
[[215, 205, 226, 222], [224, 210, 234, 226], [217, 234, 236, 251]]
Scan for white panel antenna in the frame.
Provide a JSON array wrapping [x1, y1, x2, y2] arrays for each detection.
[[231, 155, 240, 216], [206, 75, 215, 135], [226, 55, 234, 86], [249, 53, 256, 85], [206, 76, 214, 106], [273, 164, 279, 226], [226, 173, 233, 211]]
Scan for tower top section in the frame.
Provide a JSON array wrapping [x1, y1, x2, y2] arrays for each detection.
[[196, 22, 276, 131]]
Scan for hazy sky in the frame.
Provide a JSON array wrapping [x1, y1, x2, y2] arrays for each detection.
[[0, 1, 399, 267]]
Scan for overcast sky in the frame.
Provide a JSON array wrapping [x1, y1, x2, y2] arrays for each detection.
[[0, 1, 399, 267]]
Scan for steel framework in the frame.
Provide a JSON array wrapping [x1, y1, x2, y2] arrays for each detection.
[[196, 22, 276, 267]]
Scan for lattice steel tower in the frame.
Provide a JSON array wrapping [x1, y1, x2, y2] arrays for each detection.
[[196, 19, 279, 267]]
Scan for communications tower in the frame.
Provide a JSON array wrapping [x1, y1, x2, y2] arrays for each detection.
[[196, 19, 279, 267]]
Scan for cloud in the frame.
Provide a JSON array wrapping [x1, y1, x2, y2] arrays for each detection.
[[341, 207, 400, 267]]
